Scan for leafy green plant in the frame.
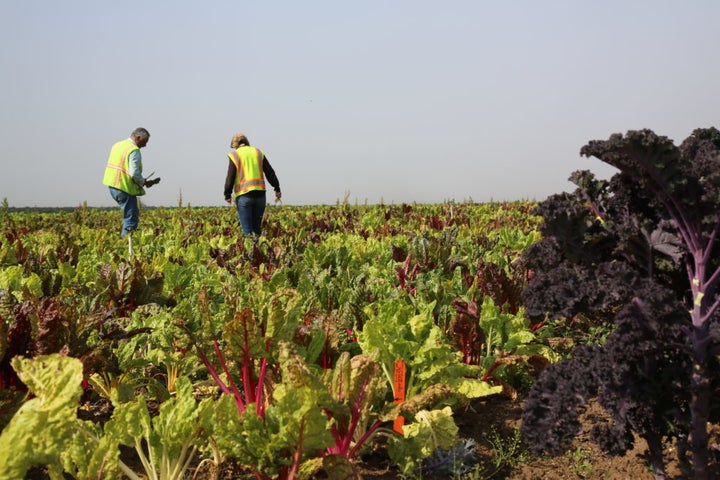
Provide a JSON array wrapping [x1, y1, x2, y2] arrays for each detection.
[[566, 447, 594, 478], [211, 342, 336, 480], [199, 324, 389, 476], [0, 265, 43, 301], [0, 354, 123, 479], [387, 406, 459, 476], [191, 304, 282, 417], [120, 312, 201, 395], [0, 354, 216, 480], [359, 297, 502, 403], [321, 351, 390, 460], [105, 375, 216, 480]]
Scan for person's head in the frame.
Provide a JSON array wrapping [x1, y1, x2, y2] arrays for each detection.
[[230, 133, 249, 149], [131, 127, 150, 148]]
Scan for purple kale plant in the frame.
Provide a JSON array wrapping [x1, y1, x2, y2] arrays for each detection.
[[520, 128, 720, 479]]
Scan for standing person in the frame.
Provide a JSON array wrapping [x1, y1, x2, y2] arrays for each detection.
[[102, 127, 161, 236], [224, 133, 281, 236]]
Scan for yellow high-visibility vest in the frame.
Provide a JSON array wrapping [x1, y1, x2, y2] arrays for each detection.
[[229, 146, 266, 196], [102, 139, 145, 196]]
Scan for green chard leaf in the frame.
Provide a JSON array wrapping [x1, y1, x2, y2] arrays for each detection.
[[0, 355, 93, 478], [387, 406, 459, 475]]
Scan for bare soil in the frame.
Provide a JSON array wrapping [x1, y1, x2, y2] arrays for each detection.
[[354, 393, 720, 480]]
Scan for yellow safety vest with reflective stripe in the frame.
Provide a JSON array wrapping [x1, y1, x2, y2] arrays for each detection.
[[102, 139, 145, 196], [229, 146, 266, 196]]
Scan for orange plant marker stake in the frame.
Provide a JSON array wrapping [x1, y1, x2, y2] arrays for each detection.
[[393, 359, 406, 435]]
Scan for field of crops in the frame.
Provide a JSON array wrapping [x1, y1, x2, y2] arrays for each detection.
[[3, 127, 720, 480], [1, 201, 561, 479]]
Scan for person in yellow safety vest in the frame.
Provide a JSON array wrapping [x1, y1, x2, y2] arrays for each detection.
[[223, 133, 281, 235], [102, 127, 161, 236]]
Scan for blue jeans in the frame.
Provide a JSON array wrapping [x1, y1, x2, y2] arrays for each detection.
[[109, 187, 139, 236], [235, 193, 266, 235]]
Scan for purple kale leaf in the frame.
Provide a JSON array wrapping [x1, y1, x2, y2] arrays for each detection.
[[520, 128, 720, 479]]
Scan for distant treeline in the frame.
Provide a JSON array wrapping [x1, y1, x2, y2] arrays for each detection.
[[5, 207, 132, 213], [3, 206, 204, 213]]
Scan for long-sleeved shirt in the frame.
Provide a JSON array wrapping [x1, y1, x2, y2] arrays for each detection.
[[128, 140, 146, 187], [224, 155, 280, 200]]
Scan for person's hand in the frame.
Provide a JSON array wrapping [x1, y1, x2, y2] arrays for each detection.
[[146, 177, 161, 187], [275, 190, 282, 201], [225, 198, 232, 205]]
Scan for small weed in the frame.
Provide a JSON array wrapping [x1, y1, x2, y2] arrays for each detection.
[[566, 447, 594, 478], [449, 427, 528, 479], [486, 426, 527, 471]]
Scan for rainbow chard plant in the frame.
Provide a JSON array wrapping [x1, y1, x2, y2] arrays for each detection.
[[449, 295, 554, 398], [104, 375, 216, 480], [190, 307, 272, 417], [359, 297, 502, 406], [520, 128, 720, 480], [320, 351, 390, 462], [210, 342, 336, 480]]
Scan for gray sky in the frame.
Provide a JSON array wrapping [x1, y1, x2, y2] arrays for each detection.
[[2, 1, 718, 208]]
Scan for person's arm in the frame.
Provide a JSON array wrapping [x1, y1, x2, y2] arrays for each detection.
[[128, 149, 145, 187], [224, 160, 236, 202], [263, 157, 281, 198]]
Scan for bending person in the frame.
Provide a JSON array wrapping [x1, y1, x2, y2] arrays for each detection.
[[223, 133, 281, 235]]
